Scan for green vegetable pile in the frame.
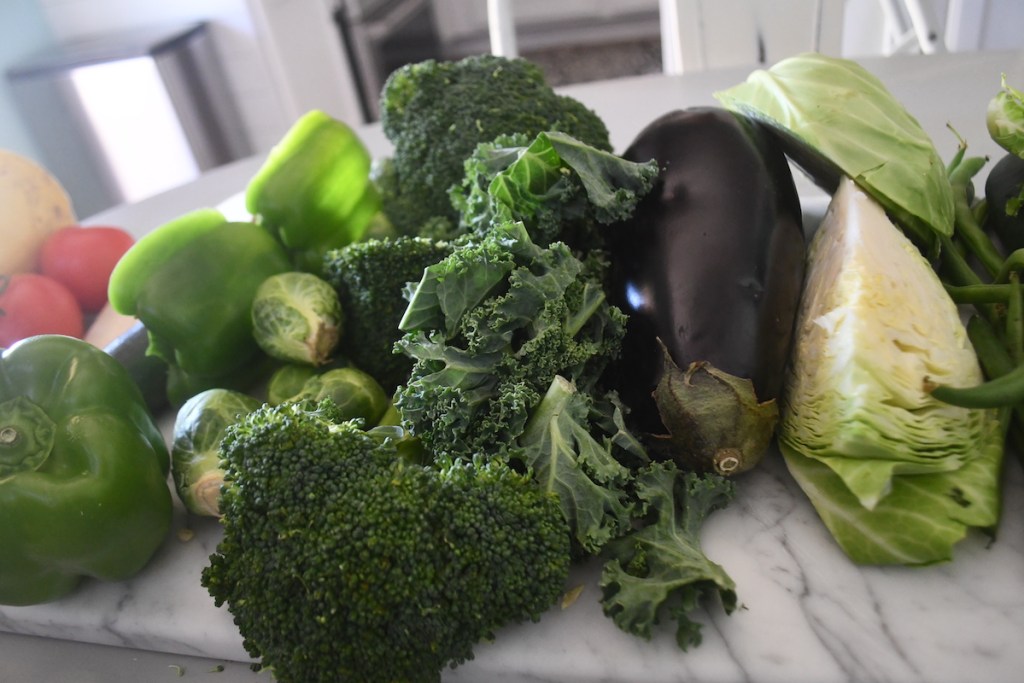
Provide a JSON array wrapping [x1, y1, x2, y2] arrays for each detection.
[[108, 110, 381, 407], [196, 54, 741, 683], [102, 50, 1024, 683]]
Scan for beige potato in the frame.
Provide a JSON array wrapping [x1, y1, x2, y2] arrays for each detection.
[[0, 150, 76, 274]]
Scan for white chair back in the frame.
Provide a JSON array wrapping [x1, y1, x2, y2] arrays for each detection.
[[486, 0, 945, 75], [658, 0, 845, 73]]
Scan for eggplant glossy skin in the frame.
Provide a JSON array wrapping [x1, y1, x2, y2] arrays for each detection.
[[607, 107, 806, 431], [985, 152, 1024, 252]]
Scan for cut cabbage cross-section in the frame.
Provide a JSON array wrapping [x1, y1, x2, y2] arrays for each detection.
[[778, 176, 1003, 565]]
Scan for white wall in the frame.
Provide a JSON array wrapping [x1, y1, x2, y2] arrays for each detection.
[[6, 0, 1023, 170], [247, 0, 363, 129], [30, 0, 363, 153], [33, 0, 289, 152], [431, 0, 1023, 57], [0, 0, 56, 161], [978, 0, 1024, 50]]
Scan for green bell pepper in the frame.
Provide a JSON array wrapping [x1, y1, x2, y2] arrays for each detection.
[[108, 208, 292, 389], [0, 335, 172, 606], [245, 109, 380, 272]]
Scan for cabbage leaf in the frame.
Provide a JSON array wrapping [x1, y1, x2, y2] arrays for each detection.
[[782, 433, 1003, 565], [715, 52, 954, 248]]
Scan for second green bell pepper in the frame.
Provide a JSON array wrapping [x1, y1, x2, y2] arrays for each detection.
[[0, 335, 172, 606], [245, 109, 381, 272], [108, 208, 292, 385]]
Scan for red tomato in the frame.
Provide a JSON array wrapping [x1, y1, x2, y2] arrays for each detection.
[[38, 225, 135, 313], [0, 273, 84, 346]]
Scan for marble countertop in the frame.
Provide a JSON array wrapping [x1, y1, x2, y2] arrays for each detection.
[[3, 49, 1024, 682], [2, 448, 1022, 683]]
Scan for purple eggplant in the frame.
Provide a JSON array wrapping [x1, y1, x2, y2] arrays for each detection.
[[605, 107, 806, 474], [985, 152, 1024, 252]]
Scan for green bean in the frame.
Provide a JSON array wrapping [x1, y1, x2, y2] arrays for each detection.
[[1008, 271, 1024, 365], [929, 316, 1024, 410], [945, 126, 967, 175], [927, 360, 1024, 408], [965, 315, 1024, 457], [967, 315, 1015, 378], [995, 248, 1024, 283], [972, 198, 989, 229], [938, 233, 984, 286], [949, 156, 1001, 277], [944, 283, 1014, 304], [938, 233, 1002, 324], [964, 316, 1024, 431]]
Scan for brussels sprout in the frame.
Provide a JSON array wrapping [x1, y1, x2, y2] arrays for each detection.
[[778, 177, 1004, 565], [295, 366, 390, 426], [251, 272, 342, 366], [987, 74, 1024, 158], [171, 388, 261, 516], [266, 364, 318, 405], [376, 401, 401, 426]]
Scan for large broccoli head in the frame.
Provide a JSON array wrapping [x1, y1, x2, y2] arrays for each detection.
[[202, 401, 570, 683], [378, 54, 611, 235]]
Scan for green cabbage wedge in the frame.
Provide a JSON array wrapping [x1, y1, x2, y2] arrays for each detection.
[[778, 177, 1003, 566], [715, 52, 954, 249]]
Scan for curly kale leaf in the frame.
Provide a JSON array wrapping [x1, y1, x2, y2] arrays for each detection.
[[398, 231, 520, 337], [599, 462, 738, 651], [395, 221, 625, 465], [453, 131, 660, 247], [520, 376, 635, 554]]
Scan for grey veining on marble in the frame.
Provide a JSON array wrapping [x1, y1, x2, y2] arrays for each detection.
[[444, 454, 1024, 683], [0, 505, 250, 663]]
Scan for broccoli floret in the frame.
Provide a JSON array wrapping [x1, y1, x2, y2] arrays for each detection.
[[202, 400, 570, 683], [378, 54, 611, 235], [322, 236, 454, 393]]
